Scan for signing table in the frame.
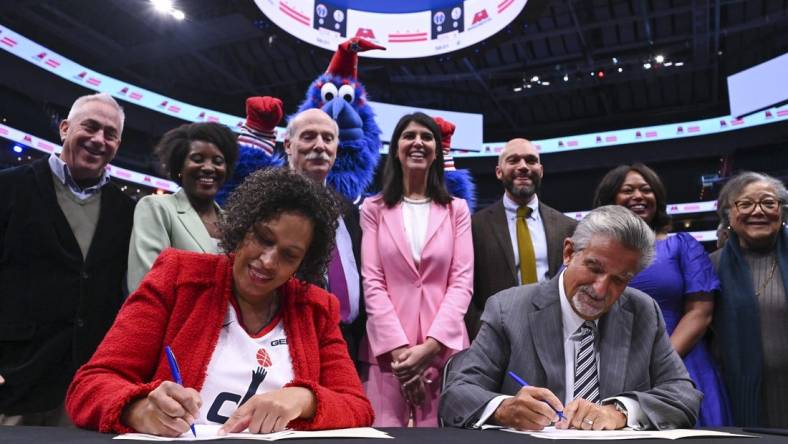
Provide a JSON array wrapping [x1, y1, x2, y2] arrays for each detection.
[[0, 426, 786, 444]]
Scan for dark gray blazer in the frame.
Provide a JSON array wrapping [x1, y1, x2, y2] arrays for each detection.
[[441, 276, 701, 430], [466, 199, 577, 338]]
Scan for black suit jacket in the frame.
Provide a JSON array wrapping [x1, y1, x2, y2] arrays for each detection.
[[331, 193, 365, 364], [0, 158, 134, 414], [466, 198, 577, 338]]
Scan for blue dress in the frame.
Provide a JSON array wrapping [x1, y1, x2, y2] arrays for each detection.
[[629, 233, 732, 426]]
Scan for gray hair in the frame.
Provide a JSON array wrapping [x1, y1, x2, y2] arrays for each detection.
[[284, 109, 339, 140], [717, 171, 788, 227], [570, 205, 656, 272], [67, 93, 125, 134]]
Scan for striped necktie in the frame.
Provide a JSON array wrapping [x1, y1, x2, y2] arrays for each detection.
[[573, 321, 600, 404]]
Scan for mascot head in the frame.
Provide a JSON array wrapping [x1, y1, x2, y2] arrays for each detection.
[[297, 38, 385, 202]]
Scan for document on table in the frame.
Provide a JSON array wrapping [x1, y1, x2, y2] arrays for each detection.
[[113, 425, 393, 441], [501, 426, 754, 440]]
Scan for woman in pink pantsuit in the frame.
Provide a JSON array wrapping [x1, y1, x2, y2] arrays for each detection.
[[359, 112, 473, 426]]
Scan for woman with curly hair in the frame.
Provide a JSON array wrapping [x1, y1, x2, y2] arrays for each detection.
[[127, 122, 239, 292], [66, 168, 374, 436], [360, 112, 473, 426]]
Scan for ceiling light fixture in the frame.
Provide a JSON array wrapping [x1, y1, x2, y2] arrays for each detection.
[[655, 54, 665, 63], [151, 0, 173, 13]]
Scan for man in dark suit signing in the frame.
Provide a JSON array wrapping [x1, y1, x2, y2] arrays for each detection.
[[467, 138, 577, 338], [284, 108, 364, 367], [441, 205, 701, 431]]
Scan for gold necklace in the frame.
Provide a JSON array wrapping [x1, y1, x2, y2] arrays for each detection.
[[755, 255, 778, 298]]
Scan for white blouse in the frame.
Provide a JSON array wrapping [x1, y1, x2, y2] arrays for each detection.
[[401, 197, 431, 266]]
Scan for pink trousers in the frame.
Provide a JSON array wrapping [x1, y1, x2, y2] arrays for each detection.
[[361, 361, 441, 427]]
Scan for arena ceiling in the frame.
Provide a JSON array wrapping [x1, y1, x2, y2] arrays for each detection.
[[1, 0, 786, 142]]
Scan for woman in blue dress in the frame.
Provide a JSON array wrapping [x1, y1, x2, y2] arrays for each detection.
[[593, 163, 731, 426]]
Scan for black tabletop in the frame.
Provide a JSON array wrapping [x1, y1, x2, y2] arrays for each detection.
[[0, 426, 785, 444]]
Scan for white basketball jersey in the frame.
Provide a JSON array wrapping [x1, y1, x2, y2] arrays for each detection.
[[197, 303, 294, 425]]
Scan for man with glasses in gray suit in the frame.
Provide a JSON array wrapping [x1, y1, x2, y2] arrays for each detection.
[[440, 205, 700, 431]]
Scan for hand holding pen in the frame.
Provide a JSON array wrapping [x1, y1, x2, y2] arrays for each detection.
[[120, 346, 202, 437], [491, 371, 565, 431], [165, 346, 197, 437]]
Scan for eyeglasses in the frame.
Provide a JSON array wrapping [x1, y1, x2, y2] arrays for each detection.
[[733, 198, 782, 214]]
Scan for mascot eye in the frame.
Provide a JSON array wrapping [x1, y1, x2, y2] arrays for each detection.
[[320, 83, 338, 102], [338, 84, 355, 103]]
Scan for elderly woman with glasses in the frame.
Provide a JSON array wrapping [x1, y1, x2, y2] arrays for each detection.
[[710, 171, 788, 427]]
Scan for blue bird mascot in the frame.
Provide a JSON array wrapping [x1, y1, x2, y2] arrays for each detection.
[[296, 37, 385, 203]]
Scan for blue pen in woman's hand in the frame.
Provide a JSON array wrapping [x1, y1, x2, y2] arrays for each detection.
[[507, 371, 565, 420], [165, 345, 197, 437]]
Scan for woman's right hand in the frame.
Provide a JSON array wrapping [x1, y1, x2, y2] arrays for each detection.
[[121, 381, 202, 437]]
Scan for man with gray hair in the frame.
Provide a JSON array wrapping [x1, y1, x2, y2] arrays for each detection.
[[440, 205, 701, 431], [0, 93, 135, 425], [283, 108, 364, 368]]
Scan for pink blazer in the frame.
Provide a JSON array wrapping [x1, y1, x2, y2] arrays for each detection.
[[359, 195, 473, 365]]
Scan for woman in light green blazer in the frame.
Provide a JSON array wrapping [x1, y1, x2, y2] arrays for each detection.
[[127, 122, 238, 292]]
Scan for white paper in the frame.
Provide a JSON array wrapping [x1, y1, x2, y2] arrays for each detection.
[[113, 425, 392, 441], [501, 426, 754, 440]]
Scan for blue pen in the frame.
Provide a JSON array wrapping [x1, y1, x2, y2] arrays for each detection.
[[165, 345, 197, 437], [507, 371, 565, 420]]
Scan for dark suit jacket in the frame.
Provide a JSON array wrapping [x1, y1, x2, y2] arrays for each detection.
[[440, 276, 701, 430], [0, 158, 134, 414], [332, 194, 365, 364], [466, 199, 577, 337]]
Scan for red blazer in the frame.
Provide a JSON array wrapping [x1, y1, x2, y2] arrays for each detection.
[[66, 249, 373, 433]]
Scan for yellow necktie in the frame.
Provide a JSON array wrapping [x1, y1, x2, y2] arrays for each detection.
[[517, 206, 538, 284]]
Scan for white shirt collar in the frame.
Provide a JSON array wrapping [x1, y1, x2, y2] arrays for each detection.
[[48, 153, 111, 198], [502, 193, 540, 220]]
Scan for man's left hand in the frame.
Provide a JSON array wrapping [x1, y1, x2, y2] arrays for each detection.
[[557, 399, 626, 431]]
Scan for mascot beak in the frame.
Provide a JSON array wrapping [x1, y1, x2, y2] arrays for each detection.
[[322, 99, 364, 141]]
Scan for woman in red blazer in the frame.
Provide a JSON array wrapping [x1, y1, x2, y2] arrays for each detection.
[[360, 112, 473, 426], [66, 169, 373, 436]]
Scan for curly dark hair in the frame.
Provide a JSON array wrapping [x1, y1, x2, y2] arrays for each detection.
[[381, 112, 452, 207], [219, 168, 340, 285], [154, 122, 239, 186], [593, 163, 671, 233]]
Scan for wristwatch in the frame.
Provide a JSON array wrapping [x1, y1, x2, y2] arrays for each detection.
[[611, 400, 629, 422]]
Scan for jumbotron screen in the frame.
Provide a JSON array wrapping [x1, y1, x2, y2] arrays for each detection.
[[255, 0, 528, 59]]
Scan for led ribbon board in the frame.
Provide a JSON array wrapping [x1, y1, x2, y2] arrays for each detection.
[[0, 24, 786, 157], [255, 0, 528, 59]]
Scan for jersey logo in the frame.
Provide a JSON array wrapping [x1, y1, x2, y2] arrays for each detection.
[[206, 348, 274, 423]]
